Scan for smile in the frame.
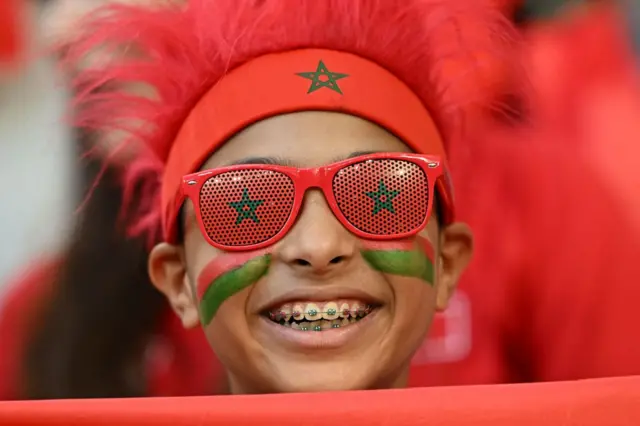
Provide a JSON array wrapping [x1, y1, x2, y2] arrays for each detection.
[[263, 300, 380, 331], [257, 298, 384, 350]]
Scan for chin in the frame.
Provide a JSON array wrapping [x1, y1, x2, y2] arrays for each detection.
[[264, 359, 386, 394]]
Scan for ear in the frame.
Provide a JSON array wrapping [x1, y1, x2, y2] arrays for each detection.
[[148, 242, 200, 328], [435, 222, 474, 312]]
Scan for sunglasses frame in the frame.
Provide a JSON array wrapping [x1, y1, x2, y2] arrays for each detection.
[[176, 152, 454, 252]]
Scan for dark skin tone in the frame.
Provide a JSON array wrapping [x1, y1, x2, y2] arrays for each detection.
[[149, 111, 473, 394]]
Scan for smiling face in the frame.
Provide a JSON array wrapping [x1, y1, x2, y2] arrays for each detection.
[[149, 111, 473, 394]]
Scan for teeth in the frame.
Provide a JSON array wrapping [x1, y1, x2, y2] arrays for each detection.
[[351, 302, 362, 318], [281, 304, 292, 322], [310, 321, 322, 332], [339, 302, 350, 318], [322, 302, 339, 320], [304, 303, 322, 321], [269, 300, 377, 326], [292, 304, 305, 321]]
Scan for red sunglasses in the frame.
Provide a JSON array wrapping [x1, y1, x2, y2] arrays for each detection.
[[178, 153, 454, 251]]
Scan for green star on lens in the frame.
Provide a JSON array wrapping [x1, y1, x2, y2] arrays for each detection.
[[228, 188, 264, 225], [365, 180, 400, 215]]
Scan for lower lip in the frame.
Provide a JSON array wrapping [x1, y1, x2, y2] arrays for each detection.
[[257, 308, 381, 350]]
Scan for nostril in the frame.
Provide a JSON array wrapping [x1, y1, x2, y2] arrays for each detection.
[[292, 257, 344, 267]]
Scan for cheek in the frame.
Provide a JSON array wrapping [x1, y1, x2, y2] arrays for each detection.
[[390, 274, 437, 317], [195, 250, 272, 326], [196, 252, 271, 379], [420, 216, 439, 251], [359, 234, 437, 344], [388, 274, 438, 353], [204, 286, 253, 359]]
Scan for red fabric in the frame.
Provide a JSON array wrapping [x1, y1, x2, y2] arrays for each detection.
[[0, 376, 638, 426], [0, 260, 222, 400]]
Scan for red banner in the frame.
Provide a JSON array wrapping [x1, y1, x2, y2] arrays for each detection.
[[0, 376, 638, 426]]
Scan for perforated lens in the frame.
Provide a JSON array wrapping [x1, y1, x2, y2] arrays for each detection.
[[199, 169, 295, 247], [333, 159, 429, 236]]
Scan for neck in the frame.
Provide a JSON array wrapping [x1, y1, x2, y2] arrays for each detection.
[[225, 364, 411, 395]]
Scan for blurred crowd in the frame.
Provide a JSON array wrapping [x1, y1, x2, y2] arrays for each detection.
[[0, 0, 639, 400]]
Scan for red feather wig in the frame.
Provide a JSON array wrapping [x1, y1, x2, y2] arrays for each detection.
[[65, 0, 520, 241]]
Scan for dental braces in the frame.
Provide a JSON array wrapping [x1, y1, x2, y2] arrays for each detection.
[[268, 304, 374, 321], [281, 316, 366, 332]]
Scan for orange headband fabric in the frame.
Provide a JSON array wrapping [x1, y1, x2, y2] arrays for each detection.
[[162, 48, 446, 241]]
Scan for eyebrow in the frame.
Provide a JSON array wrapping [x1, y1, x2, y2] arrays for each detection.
[[228, 156, 294, 166], [228, 150, 382, 167]]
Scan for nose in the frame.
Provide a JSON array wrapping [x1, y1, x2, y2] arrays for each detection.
[[274, 190, 357, 275]]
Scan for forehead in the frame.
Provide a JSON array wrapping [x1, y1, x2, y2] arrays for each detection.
[[200, 111, 411, 170]]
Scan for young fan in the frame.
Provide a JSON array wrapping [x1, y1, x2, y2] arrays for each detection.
[[0, 0, 224, 400], [67, 0, 517, 393]]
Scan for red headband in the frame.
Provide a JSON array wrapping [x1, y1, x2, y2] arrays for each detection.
[[162, 49, 446, 241]]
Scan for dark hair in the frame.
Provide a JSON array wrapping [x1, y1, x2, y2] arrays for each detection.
[[22, 132, 166, 399]]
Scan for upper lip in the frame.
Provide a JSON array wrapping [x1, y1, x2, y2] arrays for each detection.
[[257, 287, 384, 313]]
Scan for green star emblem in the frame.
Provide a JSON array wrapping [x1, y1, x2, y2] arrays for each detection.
[[296, 60, 349, 94], [229, 188, 264, 225], [366, 180, 400, 215]]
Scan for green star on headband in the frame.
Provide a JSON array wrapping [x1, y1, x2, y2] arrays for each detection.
[[296, 60, 349, 94]]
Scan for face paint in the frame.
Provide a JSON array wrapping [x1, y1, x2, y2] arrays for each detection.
[[197, 249, 272, 325], [360, 236, 435, 285]]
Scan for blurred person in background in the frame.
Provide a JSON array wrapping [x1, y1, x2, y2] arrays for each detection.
[[509, 0, 640, 380], [0, 0, 224, 400], [0, 0, 74, 298], [410, 0, 640, 385]]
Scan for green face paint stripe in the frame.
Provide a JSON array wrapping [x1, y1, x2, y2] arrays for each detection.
[[361, 249, 434, 285], [199, 254, 271, 326]]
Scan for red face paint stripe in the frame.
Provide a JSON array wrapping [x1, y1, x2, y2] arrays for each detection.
[[196, 248, 271, 300]]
